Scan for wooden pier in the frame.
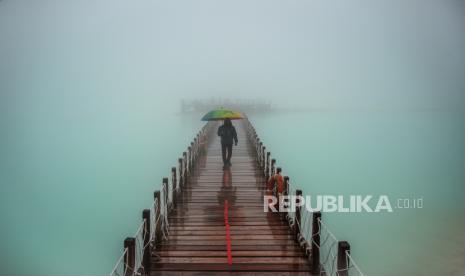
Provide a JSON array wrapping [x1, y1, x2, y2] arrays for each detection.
[[110, 118, 363, 276]]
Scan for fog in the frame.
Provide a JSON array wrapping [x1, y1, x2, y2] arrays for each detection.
[[1, 0, 465, 112]]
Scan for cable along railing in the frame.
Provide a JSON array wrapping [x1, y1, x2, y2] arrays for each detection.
[[244, 117, 364, 276], [109, 122, 212, 276], [110, 117, 364, 276]]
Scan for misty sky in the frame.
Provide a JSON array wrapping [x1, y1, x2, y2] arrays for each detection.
[[1, 0, 465, 112]]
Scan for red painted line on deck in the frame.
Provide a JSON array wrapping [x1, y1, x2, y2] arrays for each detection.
[[224, 199, 232, 265]]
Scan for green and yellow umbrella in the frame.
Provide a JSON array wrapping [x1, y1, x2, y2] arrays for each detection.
[[201, 108, 244, 121]]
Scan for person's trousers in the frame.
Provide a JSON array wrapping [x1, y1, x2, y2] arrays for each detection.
[[221, 143, 233, 165]]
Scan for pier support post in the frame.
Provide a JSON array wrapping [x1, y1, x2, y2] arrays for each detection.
[[311, 211, 322, 274], [124, 237, 135, 276], [295, 189, 302, 240], [337, 241, 351, 276], [171, 167, 177, 209], [154, 191, 162, 243], [142, 209, 150, 272]]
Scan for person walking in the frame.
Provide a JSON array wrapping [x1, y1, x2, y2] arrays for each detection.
[[267, 167, 284, 211], [217, 119, 238, 169]]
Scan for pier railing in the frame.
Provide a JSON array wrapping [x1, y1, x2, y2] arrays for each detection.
[[244, 117, 364, 276], [110, 117, 364, 276], [109, 122, 213, 276]]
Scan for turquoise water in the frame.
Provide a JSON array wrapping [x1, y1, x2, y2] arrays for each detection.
[[0, 104, 204, 276], [249, 111, 465, 276], [1, 108, 464, 276]]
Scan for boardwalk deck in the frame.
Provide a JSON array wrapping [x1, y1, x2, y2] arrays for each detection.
[[109, 118, 364, 276], [148, 121, 312, 275]]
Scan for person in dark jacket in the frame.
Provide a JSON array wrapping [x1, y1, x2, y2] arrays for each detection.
[[217, 119, 238, 168]]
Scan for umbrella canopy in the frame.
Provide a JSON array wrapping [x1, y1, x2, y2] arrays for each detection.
[[201, 108, 244, 121]]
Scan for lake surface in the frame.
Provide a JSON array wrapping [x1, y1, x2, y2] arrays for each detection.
[[250, 110, 465, 276], [1, 109, 464, 276]]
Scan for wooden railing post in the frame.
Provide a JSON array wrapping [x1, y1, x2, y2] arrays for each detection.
[[191, 141, 194, 159], [255, 138, 258, 158], [295, 189, 302, 240], [191, 141, 195, 163], [162, 177, 169, 213], [187, 146, 192, 171], [272, 166, 281, 211], [183, 152, 187, 182], [282, 176, 289, 221], [261, 146, 266, 172], [124, 237, 135, 276], [283, 176, 289, 195], [271, 159, 276, 176], [337, 241, 351, 276], [142, 209, 150, 271], [178, 158, 183, 190], [153, 191, 162, 243], [256, 138, 259, 156], [171, 167, 177, 209], [193, 138, 198, 162], [311, 211, 322, 274], [265, 152, 271, 180], [195, 137, 197, 158]]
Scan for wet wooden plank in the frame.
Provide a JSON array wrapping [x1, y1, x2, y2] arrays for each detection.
[[167, 234, 294, 240], [149, 121, 310, 274], [155, 257, 309, 264], [157, 245, 303, 252], [168, 221, 287, 226], [169, 230, 291, 235], [168, 225, 290, 231], [162, 240, 299, 246], [149, 263, 312, 272], [156, 251, 304, 257], [150, 272, 311, 276]]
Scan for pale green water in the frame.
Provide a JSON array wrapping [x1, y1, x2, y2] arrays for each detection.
[[1, 109, 464, 276], [249, 111, 465, 276], [0, 104, 204, 276]]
